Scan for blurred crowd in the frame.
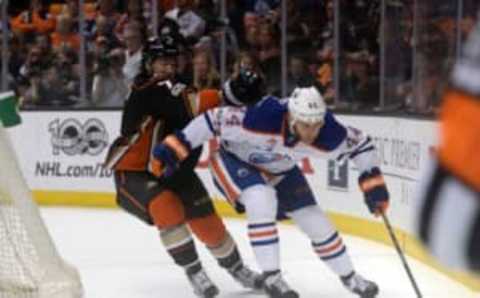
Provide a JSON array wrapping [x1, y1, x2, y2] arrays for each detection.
[[1, 0, 478, 113]]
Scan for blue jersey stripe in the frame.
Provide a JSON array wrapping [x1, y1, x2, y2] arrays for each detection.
[[251, 238, 279, 246], [320, 246, 347, 261], [313, 232, 339, 247], [350, 145, 375, 159], [204, 113, 215, 134], [248, 222, 276, 229]]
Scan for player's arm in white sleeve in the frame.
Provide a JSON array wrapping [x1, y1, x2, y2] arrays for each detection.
[[331, 124, 390, 216], [150, 106, 239, 176], [180, 109, 219, 149], [333, 125, 379, 173]]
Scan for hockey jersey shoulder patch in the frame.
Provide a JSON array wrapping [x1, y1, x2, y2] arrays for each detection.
[[243, 97, 286, 135], [312, 111, 347, 151]]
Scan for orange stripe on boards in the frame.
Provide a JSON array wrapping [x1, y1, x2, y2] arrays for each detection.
[[248, 230, 277, 238], [210, 157, 239, 202], [316, 238, 343, 255]]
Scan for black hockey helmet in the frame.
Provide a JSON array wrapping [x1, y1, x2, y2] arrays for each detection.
[[147, 34, 180, 60], [223, 69, 265, 106]]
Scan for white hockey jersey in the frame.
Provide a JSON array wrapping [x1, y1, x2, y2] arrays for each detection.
[[182, 96, 379, 175]]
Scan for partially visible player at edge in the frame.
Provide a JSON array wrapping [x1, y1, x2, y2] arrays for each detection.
[[415, 16, 480, 274], [153, 86, 389, 298]]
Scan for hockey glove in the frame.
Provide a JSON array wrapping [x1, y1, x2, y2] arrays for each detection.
[[152, 132, 191, 177], [358, 167, 390, 216]]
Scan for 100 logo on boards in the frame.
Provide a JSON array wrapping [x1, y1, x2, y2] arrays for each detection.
[[48, 118, 109, 156]]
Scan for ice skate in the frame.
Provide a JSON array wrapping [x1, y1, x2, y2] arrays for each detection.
[[187, 268, 219, 298], [263, 271, 299, 298], [228, 262, 265, 290], [341, 272, 379, 298]]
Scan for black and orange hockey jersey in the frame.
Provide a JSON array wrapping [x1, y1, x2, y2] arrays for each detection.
[[104, 78, 220, 175]]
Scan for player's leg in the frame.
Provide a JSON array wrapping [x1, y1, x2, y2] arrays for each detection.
[[114, 171, 218, 298], [170, 167, 263, 290], [277, 167, 378, 298], [210, 151, 298, 298]]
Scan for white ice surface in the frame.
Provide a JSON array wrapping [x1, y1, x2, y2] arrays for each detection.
[[40, 208, 477, 298]]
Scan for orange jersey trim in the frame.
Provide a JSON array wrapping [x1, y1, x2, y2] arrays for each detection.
[[438, 90, 480, 191]]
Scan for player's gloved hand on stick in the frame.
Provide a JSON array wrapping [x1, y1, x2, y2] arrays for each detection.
[[152, 132, 191, 177], [358, 167, 390, 216]]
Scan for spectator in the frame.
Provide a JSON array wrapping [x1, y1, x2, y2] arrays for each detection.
[[225, 1, 249, 49], [285, 0, 311, 55], [97, 0, 121, 30], [342, 52, 379, 109], [115, 0, 146, 42], [176, 46, 193, 84], [384, 15, 412, 108], [340, 0, 379, 54], [92, 48, 129, 107], [91, 15, 120, 50], [318, 0, 334, 44], [34, 33, 53, 57], [7, 36, 27, 82], [50, 14, 81, 52], [233, 50, 263, 76], [195, 0, 216, 23], [122, 23, 145, 87], [10, 0, 55, 38], [24, 61, 78, 107], [165, 0, 206, 45], [286, 55, 314, 94], [19, 46, 47, 80], [159, 0, 176, 12], [192, 50, 220, 90], [196, 14, 239, 75], [244, 15, 260, 51], [64, 0, 100, 38], [0, 42, 17, 91], [314, 41, 334, 104], [62, 0, 80, 29], [54, 46, 80, 99], [257, 22, 280, 94], [244, 0, 280, 17]]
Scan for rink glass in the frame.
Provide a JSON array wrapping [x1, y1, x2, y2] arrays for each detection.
[[0, 0, 477, 114]]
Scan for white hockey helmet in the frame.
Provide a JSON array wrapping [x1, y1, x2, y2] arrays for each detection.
[[288, 87, 326, 127]]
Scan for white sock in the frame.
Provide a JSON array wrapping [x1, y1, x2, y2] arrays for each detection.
[[240, 185, 280, 272], [290, 206, 354, 276]]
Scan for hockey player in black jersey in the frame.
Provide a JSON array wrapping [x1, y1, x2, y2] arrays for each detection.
[[104, 36, 263, 297]]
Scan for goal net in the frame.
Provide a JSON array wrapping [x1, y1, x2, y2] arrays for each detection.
[[0, 122, 83, 298]]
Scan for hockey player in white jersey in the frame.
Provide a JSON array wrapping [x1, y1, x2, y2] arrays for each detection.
[[152, 87, 388, 298]]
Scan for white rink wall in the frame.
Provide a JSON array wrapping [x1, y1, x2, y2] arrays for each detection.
[[7, 111, 437, 237], [12, 110, 480, 292]]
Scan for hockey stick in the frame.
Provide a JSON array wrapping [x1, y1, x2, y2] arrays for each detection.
[[380, 211, 422, 298]]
